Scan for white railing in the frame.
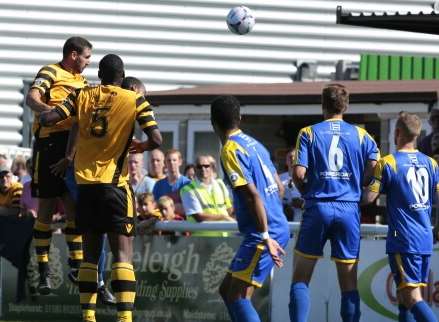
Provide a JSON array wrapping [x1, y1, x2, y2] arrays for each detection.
[[154, 221, 389, 236]]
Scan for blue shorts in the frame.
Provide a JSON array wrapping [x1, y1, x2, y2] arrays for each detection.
[[64, 165, 78, 202], [295, 201, 360, 263], [229, 234, 289, 288], [388, 253, 430, 290]]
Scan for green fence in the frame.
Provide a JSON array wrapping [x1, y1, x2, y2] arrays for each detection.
[[359, 54, 439, 81]]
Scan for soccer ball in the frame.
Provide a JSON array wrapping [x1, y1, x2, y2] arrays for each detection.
[[226, 6, 255, 35]]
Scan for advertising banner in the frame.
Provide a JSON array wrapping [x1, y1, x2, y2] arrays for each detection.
[[1, 235, 269, 322]]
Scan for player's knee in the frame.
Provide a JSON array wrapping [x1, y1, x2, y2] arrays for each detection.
[[399, 288, 419, 309]]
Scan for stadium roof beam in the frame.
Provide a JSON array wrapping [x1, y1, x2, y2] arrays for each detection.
[[149, 80, 439, 106], [336, 6, 439, 35]]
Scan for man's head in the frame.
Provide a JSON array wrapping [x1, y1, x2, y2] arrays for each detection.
[[184, 164, 196, 180], [98, 54, 125, 85], [165, 149, 183, 177], [148, 149, 165, 178], [62, 36, 92, 74], [137, 192, 156, 216], [285, 148, 296, 172], [394, 111, 422, 146], [210, 95, 241, 135], [121, 77, 146, 95], [195, 155, 215, 182], [157, 196, 175, 220], [322, 84, 349, 116], [128, 153, 144, 177], [0, 165, 13, 193], [429, 108, 439, 132]]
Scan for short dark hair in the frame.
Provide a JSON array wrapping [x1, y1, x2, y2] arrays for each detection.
[[210, 95, 241, 130], [396, 111, 422, 140], [98, 54, 124, 83], [121, 76, 143, 90], [322, 84, 349, 114], [63, 37, 92, 58]]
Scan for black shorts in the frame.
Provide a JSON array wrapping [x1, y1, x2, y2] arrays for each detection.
[[77, 183, 136, 236], [31, 131, 69, 198]]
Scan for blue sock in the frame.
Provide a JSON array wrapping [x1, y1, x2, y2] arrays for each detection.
[[230, 299, 261, 322], [410, 301, 438, 322], [399, 304, 415, 322], [340, 290, 361, 322], [225, 302, 237, 322], [289, 282, 310, 322]]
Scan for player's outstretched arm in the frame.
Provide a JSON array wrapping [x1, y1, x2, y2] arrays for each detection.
[[235, 183, 286, 267], [50, 122, 78, 177]]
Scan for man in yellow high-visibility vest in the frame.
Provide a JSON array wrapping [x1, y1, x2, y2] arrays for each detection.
[[180, 155, 235, 236]]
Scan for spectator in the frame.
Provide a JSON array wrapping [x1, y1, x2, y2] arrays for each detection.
[[158, 196, 185, 222], [419, 108, 439, 159], [11, 155, 28, 183], [148, 149, 166, 181], [180, 155, 234, 237], [184, 163, 196, 180], [128, 153, 156, 197], [152, 149, 191, 216], [0, 154, 9, 168], [279, 148, 304, 222], [136, 193, 160, 235], [137, 193, 161, 220], [0, 165, 23, 216]]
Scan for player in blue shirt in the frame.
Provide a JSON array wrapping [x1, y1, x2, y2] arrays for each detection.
[[363, 112, 438, 322], [210, 96, 290, 322], [290, 84, 379, 322]]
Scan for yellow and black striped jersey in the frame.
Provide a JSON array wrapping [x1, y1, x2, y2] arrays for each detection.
[[53, 85, 158, 185], [30, 63, 87, 138], [0, 182, 23, 208]]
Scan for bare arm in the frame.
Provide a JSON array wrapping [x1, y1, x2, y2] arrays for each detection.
[[363, 160, 377, 187], [292, 165, 307, 195], [40, 109, 64, 127], [192, 212, 235, 222], [129, 128, 162, 154], [26, 88, 52, 113], [361, 188, 379, 206], [50, 122, 79, 177]]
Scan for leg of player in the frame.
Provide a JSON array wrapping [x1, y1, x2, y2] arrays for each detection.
[[79, 232, 103, 322], [33, 198, 57, 295], [400, 287, 438, 322], [108, 232, 136, 322], [62, 192, 83, 284], [289, 255, 317, 322], [97, 235, 116, 305], [336, 262, 361, 322], [219, 274, 259, 322], [397, 291, 415, 322]]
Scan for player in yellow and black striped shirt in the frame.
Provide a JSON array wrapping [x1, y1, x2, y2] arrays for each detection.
[[26, 37, 92, 295], [41, 54, 161, 322]]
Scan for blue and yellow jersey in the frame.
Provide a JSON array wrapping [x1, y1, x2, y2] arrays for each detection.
[[220, 130, 289, 240], [369, 150, 439, 254], [294, 119, 379, 202]]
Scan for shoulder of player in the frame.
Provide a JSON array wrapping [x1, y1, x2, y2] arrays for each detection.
[[378, 154, 397, 172], [221, 138, 248, 158]]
